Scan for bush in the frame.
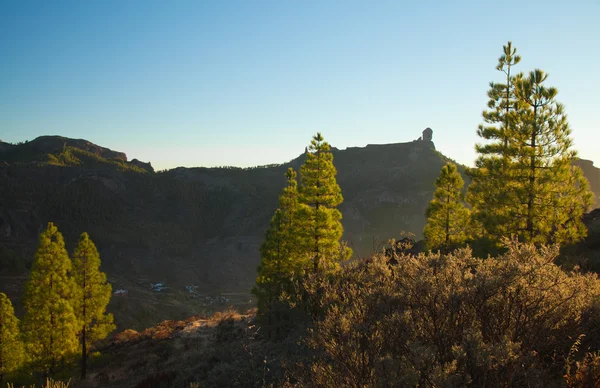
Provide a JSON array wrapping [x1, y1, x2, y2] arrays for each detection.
[[213, 308, 244, 343], [112, 329, 141, 345], [301, 240, 600, 387]]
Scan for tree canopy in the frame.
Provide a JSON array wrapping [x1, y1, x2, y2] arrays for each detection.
[[21, 222, 79, 377], [0, 292, 24, 382], [298, 133, 349, 273], [424, 162, 471, 252], [71, 232, 115, 378], [468, 42, 592, 246]]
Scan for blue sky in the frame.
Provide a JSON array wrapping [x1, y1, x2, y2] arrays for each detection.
[[1, 0, 599, 170]]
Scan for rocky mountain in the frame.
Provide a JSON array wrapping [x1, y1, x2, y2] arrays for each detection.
[[574, 159, 600, 207], [1, 131, 598, 329]]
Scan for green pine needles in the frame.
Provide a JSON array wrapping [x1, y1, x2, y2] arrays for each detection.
[[253, 133, 350, 317], [298, 133, 349, 273], [424, 162, 471, 253], [71, 232, 115, 379], [21, 223, 80, 377], [0, 293, 25, 382], [15, 223, 115, 379], [467, 41, 592, 247], [253, 168, 303, 315]]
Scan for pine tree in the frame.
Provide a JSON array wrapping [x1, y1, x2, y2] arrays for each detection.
[[21, 222, 79, 377], [468, 41, 523, 242], [71, 232, 115, 379], [469, 43, 593, 247], [0, 292, 24, 382], [424, 163, 471, 252], [253, 168, 304, 314], [298, 133, 350, 273], [510, 69, 593, 244]]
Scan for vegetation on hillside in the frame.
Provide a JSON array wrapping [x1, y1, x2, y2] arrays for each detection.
[[253, 168, 302, 319], [468, 42, 592, 247], [302, 241, 600, 387], [0, 293, 24, 383], [71, 233, 114, 379], [297, 133, 351, 273], [2, 41, 600, 386], [2, 224, 114, 385], [21, 223, 80, 377], [424, 162, 471, 252], [253, 134, 351, 329], [243, 42, 600, 387]]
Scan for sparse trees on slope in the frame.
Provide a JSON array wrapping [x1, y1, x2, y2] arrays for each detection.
[[424, 162, 471, 252], [71, 232, 115, 379], [0, 292, 24, 382], [21, 222, 79, 377], [253, 168, 303, 315], [298, 133, 350, 273]]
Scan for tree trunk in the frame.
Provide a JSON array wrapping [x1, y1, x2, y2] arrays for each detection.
[[526, 105, 538, 240], [81, 326, 87, 379], [444, 190, 451, 253]]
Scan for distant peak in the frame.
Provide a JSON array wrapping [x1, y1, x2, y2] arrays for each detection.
[[420, 127, 433, 142], [25, 136, 128, 162]]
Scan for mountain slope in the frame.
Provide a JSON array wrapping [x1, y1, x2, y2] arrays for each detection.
[[574, 159, 600, 207], [1, 132, 598, 329]]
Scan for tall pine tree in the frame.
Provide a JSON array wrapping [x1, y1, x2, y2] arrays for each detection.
[[468, 41, 523, 242], [0, 292, 24, 382], [71, 232, 115, 379], [298, 133, 350, 273], [21, 222, 79, 377], [253, 168, 303, 315], [469, 43, 592, 246], [424, 163, 471, 252], [510, 69, 592, 244]]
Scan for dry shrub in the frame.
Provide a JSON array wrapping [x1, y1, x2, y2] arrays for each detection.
[[211, 306, 242, 323], [111, 319, 189, 345], [212, 307, 244, 343], [566, 351, 600, 387], [302, 239, 600, 387], [139, 319, 187, 340], [112, 329, 141, 345]]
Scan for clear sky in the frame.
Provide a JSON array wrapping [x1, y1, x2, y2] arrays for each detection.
[[1, 0, 599, 170]]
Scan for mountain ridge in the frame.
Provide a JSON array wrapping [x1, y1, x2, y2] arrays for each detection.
[[1, 132, 598, 329]]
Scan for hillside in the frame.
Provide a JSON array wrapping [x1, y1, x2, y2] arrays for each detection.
[[1, 131, 598, 330], [574, 158, 600, 207], [76, 310, 270, 388]]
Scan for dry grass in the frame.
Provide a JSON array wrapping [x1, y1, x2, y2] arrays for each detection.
[[7, 379, 70, 388], [210, 306, 242, 323], [112, 328, 141, 344]]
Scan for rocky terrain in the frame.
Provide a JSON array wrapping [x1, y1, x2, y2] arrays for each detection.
[[73, 309, 280, 388], [1, 131, 598, 329]]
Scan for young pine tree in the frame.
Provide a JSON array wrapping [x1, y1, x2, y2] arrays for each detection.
[[424, 162, 471, 252], [468, 41, 523, 242], [253, 168, 303, 315], [21, 222, 79, 377], [71, 232, 115, 379], [0, 292, 25, 382], [510, 69, 592, 244], [298, 133, 351, 273]]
